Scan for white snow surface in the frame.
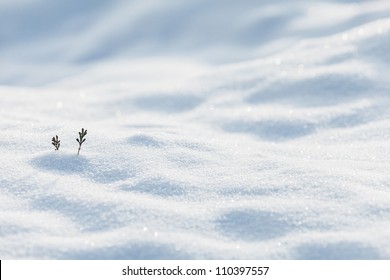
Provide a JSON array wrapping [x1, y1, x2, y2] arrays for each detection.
[[1, 0, 390, 259]]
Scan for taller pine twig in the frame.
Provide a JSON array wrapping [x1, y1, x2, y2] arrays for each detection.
[[76, 128, 87, 155]]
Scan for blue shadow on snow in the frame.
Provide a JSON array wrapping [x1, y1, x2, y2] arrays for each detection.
[[293, 241, 381, 260], [30, 153, 134, 184], [215, 209, 298, 241]]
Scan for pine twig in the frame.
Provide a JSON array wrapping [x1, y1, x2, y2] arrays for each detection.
[[76, 128, 87, 155], [52, 135, 60, 150]]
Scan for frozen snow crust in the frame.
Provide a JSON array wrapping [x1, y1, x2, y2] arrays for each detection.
[[1, 1, 390, 259]]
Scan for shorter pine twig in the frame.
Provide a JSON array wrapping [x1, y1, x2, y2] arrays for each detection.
[[52, 135, 60, 150]]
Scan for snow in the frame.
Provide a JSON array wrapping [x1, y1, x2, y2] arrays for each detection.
[[1, 0, 390, 259]]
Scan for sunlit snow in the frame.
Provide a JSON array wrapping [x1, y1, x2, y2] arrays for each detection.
[[1, 0, 390, 259]]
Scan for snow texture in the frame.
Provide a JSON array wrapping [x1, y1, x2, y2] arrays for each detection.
[[1, 0, 390, 259]]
